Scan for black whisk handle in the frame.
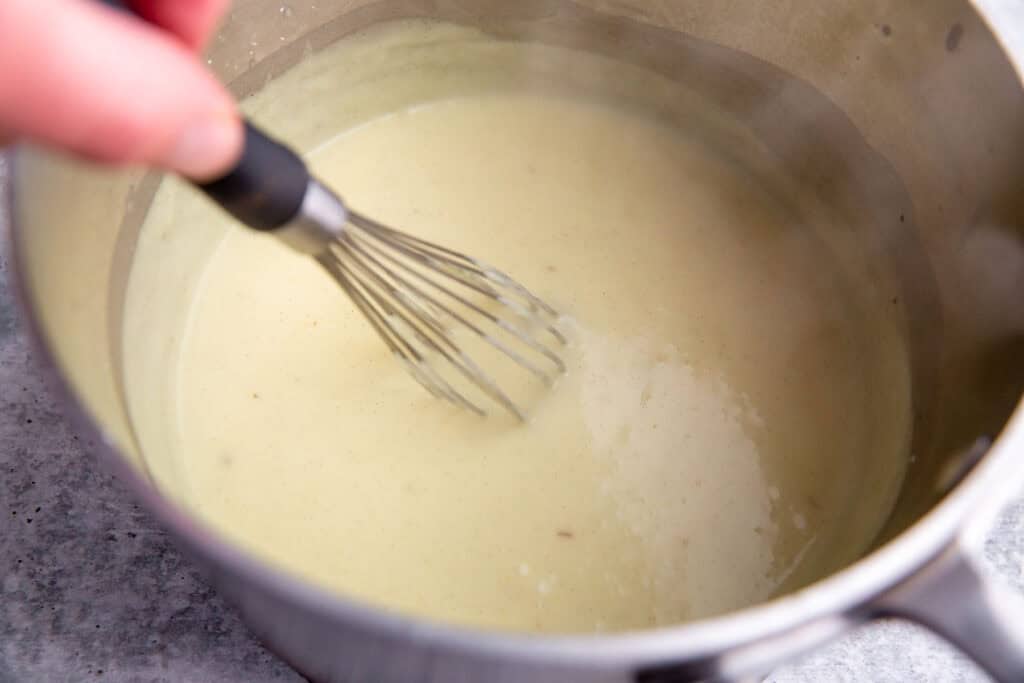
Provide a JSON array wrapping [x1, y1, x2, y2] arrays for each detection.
[[196, 122, 311, 231]]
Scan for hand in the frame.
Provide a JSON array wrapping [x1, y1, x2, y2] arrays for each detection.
[[0, 0, 243, 181]]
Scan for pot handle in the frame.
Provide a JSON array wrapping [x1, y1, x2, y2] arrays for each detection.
[[875, 541, 1024, 683]]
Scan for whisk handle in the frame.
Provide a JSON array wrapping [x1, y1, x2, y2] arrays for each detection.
[[98, 0, 312, 231], [197, 122, 311, 231]]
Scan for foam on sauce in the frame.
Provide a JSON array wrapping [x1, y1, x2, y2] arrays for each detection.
[[123, 20, 912, 633]]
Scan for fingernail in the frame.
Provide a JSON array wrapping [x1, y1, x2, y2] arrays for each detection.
[[166, 110, 242, 181]]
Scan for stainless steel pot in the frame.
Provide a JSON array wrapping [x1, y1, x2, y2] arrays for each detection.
[[6, 1, 1024, 681]]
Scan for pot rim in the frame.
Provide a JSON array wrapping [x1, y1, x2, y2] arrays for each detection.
[[5, 1, 1024, 670]]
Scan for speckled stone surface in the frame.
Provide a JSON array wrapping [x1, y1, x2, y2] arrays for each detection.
[[0, 155, 1022, 682]]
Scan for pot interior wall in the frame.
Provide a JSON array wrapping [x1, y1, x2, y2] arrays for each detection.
[[12, 0, 1024, 571]]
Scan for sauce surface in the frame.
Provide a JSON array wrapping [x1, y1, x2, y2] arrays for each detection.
[[124, 21, 911, 633]]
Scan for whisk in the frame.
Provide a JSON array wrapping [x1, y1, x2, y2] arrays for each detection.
[[100, 1, 564, 418], [194, 123, 565, 420], [99, 0, 565, 417]]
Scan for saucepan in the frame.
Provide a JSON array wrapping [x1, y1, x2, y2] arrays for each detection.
[[6, 0, 1024, 681]]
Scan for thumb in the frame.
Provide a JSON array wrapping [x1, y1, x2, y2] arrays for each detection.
[[0, 0, 242, 181]]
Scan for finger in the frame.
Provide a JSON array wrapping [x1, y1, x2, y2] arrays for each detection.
[[0, 0, 242, 180], [127, 0, 230, 52]]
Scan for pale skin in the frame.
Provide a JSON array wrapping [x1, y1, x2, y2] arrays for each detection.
[[0, 0, 242, 181]]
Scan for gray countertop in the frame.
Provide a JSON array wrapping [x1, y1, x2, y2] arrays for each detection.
[[1, 153, 1023, 681]]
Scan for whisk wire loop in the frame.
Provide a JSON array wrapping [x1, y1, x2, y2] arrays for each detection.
[[316, 211, 565, 420]]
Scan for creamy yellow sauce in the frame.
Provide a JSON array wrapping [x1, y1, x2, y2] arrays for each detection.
[[123, 21, 912, 633]]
